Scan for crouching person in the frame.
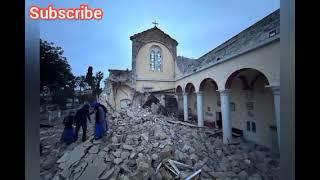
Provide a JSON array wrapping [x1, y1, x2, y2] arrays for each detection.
[[60, 111, 75, 145]]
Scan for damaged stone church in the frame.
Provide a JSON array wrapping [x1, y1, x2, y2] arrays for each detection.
[[101, 9, 280, 152]]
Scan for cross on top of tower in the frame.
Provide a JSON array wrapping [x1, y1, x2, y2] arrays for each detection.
[[152, 21, 158, 27]]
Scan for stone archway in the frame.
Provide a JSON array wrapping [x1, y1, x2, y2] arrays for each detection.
[[185, 83, 197, 123], [225, 68, 278, 152], [176, 85, 183, 112], [199, 78, 220, 128]]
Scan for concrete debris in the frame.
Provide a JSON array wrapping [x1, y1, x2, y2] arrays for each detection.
[[43, 106, 279, 180]]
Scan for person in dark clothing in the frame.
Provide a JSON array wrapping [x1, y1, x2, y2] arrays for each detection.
[[90, 101, 108, 140], [60, 111, 75, 145], [74, 104, 91, 142]]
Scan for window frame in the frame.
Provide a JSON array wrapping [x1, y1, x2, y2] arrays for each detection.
[[149, 45, 163, 72]]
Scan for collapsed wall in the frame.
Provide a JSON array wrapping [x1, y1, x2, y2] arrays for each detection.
[[100, 69, 178, 115]]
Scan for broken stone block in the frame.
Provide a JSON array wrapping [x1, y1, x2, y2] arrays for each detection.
[[159, 143, 166, 149], [181, 144, 191, 153], [112, 150, 122, 158], [123, 144, 133, 151], [121, 151, 131, 159], [138, 153, 144, 158], [190, 153, 199, 164], [100, 167, 114, 180], [59, 144, 87, 170], [89, 145, 100, 154], [102, 146, 109, 152], [74, 161, 88, 175], [151, 153, 158, 160], [93, 139, 103, 145], [111, 136, 118, 143], [77, 157, 107, 180], [105, 155, 112, 162], [57, 152, 70, 163], [141, 133, 149, 142], [60, 168, 71, 179], [136, 146, 144, 153], [152, 142, 159, 148], [130, 152, 137, 159], [98, 151, 106, 158], [159, 145, 173, 161], [130, 160, 155, 180], [114, 158, 123, 165], [111, 166, 121, 179], [83, 153, 97, 164]]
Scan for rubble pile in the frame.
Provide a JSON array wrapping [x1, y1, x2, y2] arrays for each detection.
[[40, 110, 95, 180], [50, 107, 280, 180]]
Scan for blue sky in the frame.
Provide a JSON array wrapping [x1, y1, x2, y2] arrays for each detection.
[[39, 0, 279, 79]]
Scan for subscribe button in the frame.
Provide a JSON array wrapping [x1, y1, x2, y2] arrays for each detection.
[[29, 4, 103, 20]]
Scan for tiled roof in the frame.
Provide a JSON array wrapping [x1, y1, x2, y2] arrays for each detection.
[[177, 9, 280, 75]]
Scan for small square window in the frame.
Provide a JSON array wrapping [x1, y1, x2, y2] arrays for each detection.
[[252, 122, 256, 133], [269, 30, 276, 37], [246, 121, 251, 131]]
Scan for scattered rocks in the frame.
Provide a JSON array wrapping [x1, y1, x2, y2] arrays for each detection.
[[89, 145, 100, 154], [50, 107, 279, 180], [113, 158, 123, 165], [123, 144, 133, 151], [100, 167, 114, 180]]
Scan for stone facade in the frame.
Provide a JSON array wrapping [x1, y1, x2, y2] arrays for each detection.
[[130, 26, 178, 89], [101, 9, 280, 151]]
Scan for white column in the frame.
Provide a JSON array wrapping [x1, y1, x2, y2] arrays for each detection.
[[197, 91, 204, 127], [267, 85, 280, 148], [183, 92, 188, 121], [218, 89, 232, 144]]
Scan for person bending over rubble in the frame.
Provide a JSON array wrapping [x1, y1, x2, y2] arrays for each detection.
[[60, 111, 76, 145], [90, 101, 108, 140], [74, 104, 91, 142]]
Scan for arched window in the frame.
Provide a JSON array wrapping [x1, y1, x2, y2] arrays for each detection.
[[150, 46, 162, 71]]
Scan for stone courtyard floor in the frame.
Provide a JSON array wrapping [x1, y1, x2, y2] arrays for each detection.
[[40, 107, 280, 180]]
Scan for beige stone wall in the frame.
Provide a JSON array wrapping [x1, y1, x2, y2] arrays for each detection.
[[113, 85, 133, 110], [250, 77, 277, 149], [177, 94, 183, 112], [135, 42, 175, 92], [229, 79, 248, 130], [202, 82, 220, 123], [227, 75, 276, 149], [136, 81, 175, 92], [188, 93, 197, 116]]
